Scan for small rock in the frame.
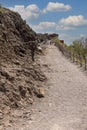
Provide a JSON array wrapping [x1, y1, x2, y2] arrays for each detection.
[[13, 60, 20, 65], [0, 109, 3, 119], [37, 46, 42, 53], [19, 86, 26, 97], [0, 109, 2, 113], [3, 120, 11, 127], [35, 87, 45, 98], [3, 106, 11, 114], [0, 84, 6, 92], [28, 98, 33, 104], [0, 112, 3, 116]]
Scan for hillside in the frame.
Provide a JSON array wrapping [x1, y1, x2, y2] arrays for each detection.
[[0, 6, 47, 126], [0, 7, 37, 61]]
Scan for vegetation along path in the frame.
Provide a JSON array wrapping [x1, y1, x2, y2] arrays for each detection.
[[7, 45, 87, 130]]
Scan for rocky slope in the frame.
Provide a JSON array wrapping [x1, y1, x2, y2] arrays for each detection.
[[0, 7, 37, 61], [0, 6, 46, 121]]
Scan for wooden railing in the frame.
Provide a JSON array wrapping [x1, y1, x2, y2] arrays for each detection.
[[55, 43, 87, 70]]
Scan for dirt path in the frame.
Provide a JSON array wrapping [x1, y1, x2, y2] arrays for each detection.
[[6, 45, 87, 130]]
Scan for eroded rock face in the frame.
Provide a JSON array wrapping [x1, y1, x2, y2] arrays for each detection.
[[0, 7, 47, 114], [0, 7, 37, 62]]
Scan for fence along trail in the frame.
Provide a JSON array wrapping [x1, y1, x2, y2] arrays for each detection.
[[6, 44, 87, 130], [55, 43, 87, 70]]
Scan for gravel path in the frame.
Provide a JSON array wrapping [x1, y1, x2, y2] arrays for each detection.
[[6, 45, 87, 130]]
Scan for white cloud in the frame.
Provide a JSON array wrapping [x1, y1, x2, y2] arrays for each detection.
[[9, 4, 40, 20], [32, 21, 56, 32], [43, 2, 71, 13], [80, 34, 87, 38], [56, 25, 75, 30], [59, 15, 87, 26]]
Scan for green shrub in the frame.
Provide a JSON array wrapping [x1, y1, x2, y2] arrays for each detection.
[[68, 38, 87, 57]]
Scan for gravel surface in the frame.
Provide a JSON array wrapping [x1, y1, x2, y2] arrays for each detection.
[[6, 45, 87, 130]]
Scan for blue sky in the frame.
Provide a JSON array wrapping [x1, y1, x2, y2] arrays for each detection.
[[0, 0, 87, 44]]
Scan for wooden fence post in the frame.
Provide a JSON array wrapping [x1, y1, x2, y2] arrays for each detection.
[[70, 51, 72, 60], [84, 56, 87, 70], [76, 54, 78, 64], [79, 55, 82, 67], [72, 53, 75, 62], [74, 53, 77, 63]]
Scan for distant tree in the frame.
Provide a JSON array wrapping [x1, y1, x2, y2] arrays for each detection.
[[0, 4, 2, 8], [68, 37, 87, 57]]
